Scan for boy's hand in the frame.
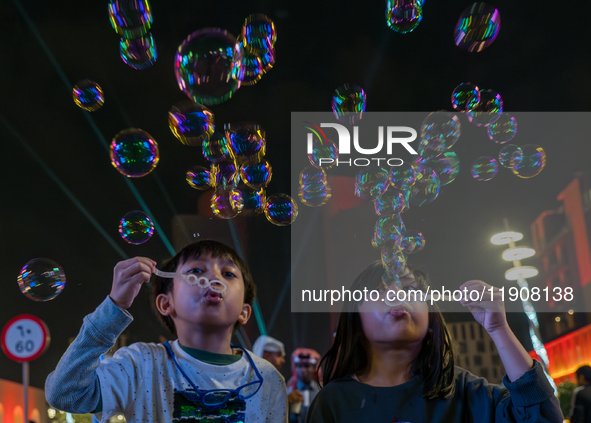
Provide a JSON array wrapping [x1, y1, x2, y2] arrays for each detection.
[[459, 280, 508, 334], [110, 257, 156, 309]]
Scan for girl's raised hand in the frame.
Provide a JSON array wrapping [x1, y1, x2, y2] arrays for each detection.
[[459, 280, 508, 334], [110, 257, 156, 309]]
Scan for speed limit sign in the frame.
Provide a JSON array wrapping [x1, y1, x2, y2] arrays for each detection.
[[1, 315, 50, 362]]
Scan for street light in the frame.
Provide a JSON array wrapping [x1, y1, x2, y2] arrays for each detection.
[[491, 224, 557, 394]]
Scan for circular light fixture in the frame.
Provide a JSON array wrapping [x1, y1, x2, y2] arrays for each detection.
[[555, 316, 561, 322], [502, 247, 536, 261], [504, 266, 538, 280], [491, 231, 523, 245], [568, 310, 574, 315]]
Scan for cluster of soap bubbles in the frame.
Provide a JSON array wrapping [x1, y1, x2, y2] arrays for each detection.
[[174, 14, 276, 106], [108, 0, 157, 70], [451, 83, 546, 181], [454, 2, 500, 52], [18, 258, 66, 302]]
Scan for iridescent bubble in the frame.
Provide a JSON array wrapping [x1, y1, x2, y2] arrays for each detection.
[[299, 166, 328, 187], [237, 35, 263, 86], [355, 167, 390, 199], [451, 83, 480, 112], [299, 183, 332, 207], [498, 144, 523, 168], [264, 194, 298, 226], [119, 33, 157, 70], [409, 165, 440, 207], [419, 112, 461, 158], [110, 128, 159, 177], [381, 246, 407, 276], [240, 159, 272, 189], [210, 161, 239, 189], [168, 101, 215, 147], [224, 122, 266, 161], [119, 210, 155, 244], [372, 215, 403, 249], [487, 113, 517, 144], [512, 144, 546, 179], [203, 132, 230, 163], [186, 166, 211, 190], [108, 0, 152, 38], [308, 138, 339, 169], [471, 156, 498, 181], [257, 46, 276, 72], [331, 84, 366, 125], [211, 188, 244, 219], [242, 14, 277, 54], [454, 2, 500, 52], [72, 80, 105, 112], [374, 189, 407, 216], [400, 231, 425, 254], [389, 162, 416, 191], [174, 28, 242, 106], [240, 187, 265, 213], [17, 258, 66, 301], [391, 212, 406, 235], [466, 89, 503, 127], [417, 151, 460, 186], [385, 0, 423, 33]]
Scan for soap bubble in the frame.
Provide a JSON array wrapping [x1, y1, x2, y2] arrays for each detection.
[[451, 83, 480, 112], [211, 188, 244, 219], [372, 215, 403, 249], [237, 35, 263, 86], [355, 167, 390, 199], [466, 89, 503, 127], [119, 33, 157, 70], [389, 162, 416, 191], [299, 183, 332, 207], [511, 144, 546, 179], [108, 0, 152, 38], [385, 0, 423, 33], [210, 161, 240, 189], [174, 28, 242, 106], [110, 128, 159, 177], [374, 189, 407, 216], [240, 187, 265, 213], [17, 258, 66, 301], [401, 230, 425, 254], [119, 210, 155, 244], [72, 80, 105, 112], [168, 101, 215, 147], [242, 14, 277, 54], [419, 112, 461, 158], [264, 194, 298, 226], [471, 156, 498, 181], [299, 166, 328, 187], [331, 84, 366, 124], [454, 2, 501, 52], [308, 137, 339, 169], [257, 46, 276, 72], [186, 166, 211, 190], [487, 113, 517, 144], [498, 144, 523, 168], [240, 158, 272, 189], [416, 151, 460, 186], [409, 166, 440, 207], [203, 132, 230, 163], [381, 247, 407, 276], [224, 122, 266, 161]]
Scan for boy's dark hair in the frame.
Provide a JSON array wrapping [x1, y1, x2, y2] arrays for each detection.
[[318, 261, 456, 399], [150, 239, 256, 336], [576, 365, 591, 384]]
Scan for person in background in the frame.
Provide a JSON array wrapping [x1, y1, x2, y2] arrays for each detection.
[[287, 348, 321, 423], [571, 365, 591, 423], [253, 335, 287, 370]]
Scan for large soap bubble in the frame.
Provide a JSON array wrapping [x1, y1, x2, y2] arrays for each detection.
[[331, 84, 366, 124], [385, 0, 423, 33], [419, 112, 461, 158], [237, 35, 264, 86], [211, 188, 244, 219], [240, 159, 272, 189], [174, 28, 242, 106], [487, 113, 517, 144], [120, 33, 157, 70], [242, 14, 277, 54], [224, 122, 266, 161], [471, 156, 498, 181], [168, 101, 214, 146], [511, 144, 546, 178], [119, 210, 155, 244], [454, 2, 500, 52], [466, 89, 503, 127], [110, 128, 159, 177], [73, 80, 105, 112], [18, 258, 66, 301], [264, 195, 298, 226], [108, 0, 152, 38], [451, 83, 480, 112], [498, 144, 523, 168]]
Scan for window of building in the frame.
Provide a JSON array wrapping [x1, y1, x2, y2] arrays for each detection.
[[493, 368, 498, 379], [481, 368, 489, 379], [492, 355, 501, 366], [459, 342, 467, 354], [465, 356, 470, 367], [479, 325, 484, 339], [461, 325, 466, 340], [477, 341, 485, 352], [470, 324, 475, 340], [474, 356, 483, 366], [452, 325, 457, 340]]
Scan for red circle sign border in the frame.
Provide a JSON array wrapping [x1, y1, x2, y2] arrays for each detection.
[[1, 314, 50, 362]]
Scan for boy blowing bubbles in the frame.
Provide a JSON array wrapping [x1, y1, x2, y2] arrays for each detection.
[[45, 240, 288, 422]]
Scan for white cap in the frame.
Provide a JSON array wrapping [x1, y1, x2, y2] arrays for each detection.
[[252, 335, 286, 358]]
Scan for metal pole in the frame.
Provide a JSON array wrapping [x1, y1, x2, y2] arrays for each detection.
[[23, 361, 29, 423]]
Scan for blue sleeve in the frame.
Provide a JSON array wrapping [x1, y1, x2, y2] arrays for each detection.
[[44, 296, 133, 414]]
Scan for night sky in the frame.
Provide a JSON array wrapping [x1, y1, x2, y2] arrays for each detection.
[[1, 0, 590, 388]]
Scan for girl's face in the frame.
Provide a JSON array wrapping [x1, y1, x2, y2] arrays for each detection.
[[358, 276, 430, 348]]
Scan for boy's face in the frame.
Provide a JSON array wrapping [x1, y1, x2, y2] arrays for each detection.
[[158, 252, 251, 335]]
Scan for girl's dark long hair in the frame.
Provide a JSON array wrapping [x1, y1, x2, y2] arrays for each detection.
[[319, 261, 456, 399]]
